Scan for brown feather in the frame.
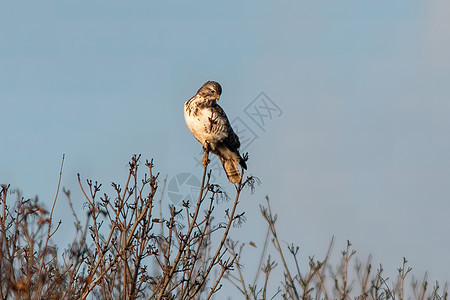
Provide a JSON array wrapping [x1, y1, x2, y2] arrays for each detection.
[[220, 158, 242, 184]]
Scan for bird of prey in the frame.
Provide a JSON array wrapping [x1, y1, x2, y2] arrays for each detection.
[[184, 81, 247, 183]]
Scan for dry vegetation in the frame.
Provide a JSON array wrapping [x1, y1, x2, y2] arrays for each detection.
[[225, 196, 448, 300], [0, 155, 447, 299]]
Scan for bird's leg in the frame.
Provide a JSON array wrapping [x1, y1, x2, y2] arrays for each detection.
[[202, 151, 209, 167], [202, 141, 210, 167]]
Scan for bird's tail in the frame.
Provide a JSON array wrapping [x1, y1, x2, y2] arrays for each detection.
[[220, 158, 242, 184]]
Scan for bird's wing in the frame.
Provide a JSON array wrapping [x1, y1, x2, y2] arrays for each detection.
[[224, 126, 240, 150], [206, 105, 230, 142], [215, 106, 240, 150]]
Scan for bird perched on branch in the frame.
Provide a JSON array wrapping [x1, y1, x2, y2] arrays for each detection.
[[184, 81, 247, 183]]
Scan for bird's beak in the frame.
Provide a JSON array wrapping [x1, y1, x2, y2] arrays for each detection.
[[216, 95, 220, 100]]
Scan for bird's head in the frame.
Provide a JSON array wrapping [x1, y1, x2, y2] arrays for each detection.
[[197, 81, 222, 102]]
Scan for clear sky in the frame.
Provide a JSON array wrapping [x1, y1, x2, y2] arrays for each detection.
[[1, 0, 449, 294]]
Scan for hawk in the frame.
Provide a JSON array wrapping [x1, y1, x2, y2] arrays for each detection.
[[184, 81, 247, 183]]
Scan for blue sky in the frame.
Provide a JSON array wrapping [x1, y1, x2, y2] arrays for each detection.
[[1, 0, 449, 293]]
